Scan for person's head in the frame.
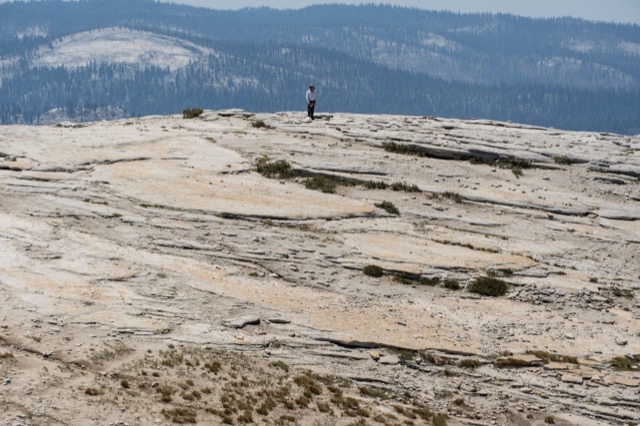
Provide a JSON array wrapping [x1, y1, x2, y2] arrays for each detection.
[[309, 85, 315, 91]]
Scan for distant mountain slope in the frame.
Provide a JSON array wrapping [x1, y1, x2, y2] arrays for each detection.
[[0, 0, 638, 133]]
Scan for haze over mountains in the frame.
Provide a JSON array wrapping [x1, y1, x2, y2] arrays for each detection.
[[0, 0, 638, 133]]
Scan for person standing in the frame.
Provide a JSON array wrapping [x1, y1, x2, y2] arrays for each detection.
[[305, 85, 316, 120]]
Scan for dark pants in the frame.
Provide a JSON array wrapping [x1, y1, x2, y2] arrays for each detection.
[[307, 101, 315, 119]]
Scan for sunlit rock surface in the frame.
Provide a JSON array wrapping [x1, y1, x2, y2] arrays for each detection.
[[1, 110, 639, 425]]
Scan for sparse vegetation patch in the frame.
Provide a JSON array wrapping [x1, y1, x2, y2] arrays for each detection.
[[162, 407, 197, 424], [611, 287, 634, 299], [182, 108, 203, 119], [251, 119, 273, 129], [467, 276, 509, 297], [526, 350, 578, 364], [458, 359, 482, 369], [382, 141, 430, 157], [363, 265, 384, 277], [89, 340, 133, 365], [255, 157, 298, 179], [443, 278, 461, 290], [429, 192, 463, 203], [390, 182, 421, 193], [93, 346, 436, 425], [610, 356, 639, 371], [393, 272, 440, 286], [305, 175, 338, 193], [375, 201, 400, 215], [554, 156, 573, 165]]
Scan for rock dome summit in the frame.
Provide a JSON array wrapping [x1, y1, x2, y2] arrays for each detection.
[[0, 110, 639, 425]]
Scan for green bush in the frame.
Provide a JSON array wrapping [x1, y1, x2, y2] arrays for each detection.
[[363, 265, 384, 278], [382, 141, 429, 157], [458, 359, 481, 369], [433, 413, 449, 426], [363, 180, 389, 190], [375, 201, 400, 215], [390, 182, 421, 193], [526, 350, 578, 364], [467, 276, 509, 297], [256, 158, 297, 179], [182, 108, 203, 119], [162, 407, 197, 424], [610, 356, 638, 371], [394, 273, 439, 286], [443, 279, 460, 290], [251, 119, 273, 129], [305, 176, 338, 193]]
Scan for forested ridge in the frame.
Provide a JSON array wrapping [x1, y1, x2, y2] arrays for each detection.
[[0, 0, 638, 133]]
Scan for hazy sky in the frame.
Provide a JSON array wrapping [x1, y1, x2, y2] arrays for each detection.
[[156, 0, 640, 24]]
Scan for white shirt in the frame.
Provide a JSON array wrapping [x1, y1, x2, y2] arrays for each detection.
[[306, 89, 316, 102]]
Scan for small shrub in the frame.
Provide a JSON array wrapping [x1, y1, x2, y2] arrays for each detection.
[[363, 265, 384, 278], [503, 157, 532, 170], [413, 406, 432, 421], [84, 387, 103, 396], [612, 287, 634, 299], [305, 176, 338, 193], [610, 356, 638, 371], [394, 273, 440, 286], [162, 407, 197, 424], [526, 350, 578, 364], [89, 341, 134, 365], [554, 156, 573, 165], [204, 360, 222, 374], [363, 180, 389, 190], [443, 368, 459, 377], [382, 141, 429, 157], [359, 386, 390, 399], [375, 201, 400, 215], [512, 167, 524, 178], [390, 182, 421, 193], [238, 409, 253, 423], [157, 385, 175, 403], [296, 395, 310, 407], [442, 192, 462, 203], [420, 352, 454, 366], [317, 401, 331, 413], [494, 357, 534, 369], [271, 360, 290, 372], [433, 413, 449, 426], [545, 415, 556, 424], [256, 157, 297, 179], [467, 276, 509, 297], [458, 359, 481, 369], [393, 405, 417, 419], [182, 108, 203, 119], [120, 380, 130, 389], [251, 119, 272, 129], [443, 279, 460, 290]]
